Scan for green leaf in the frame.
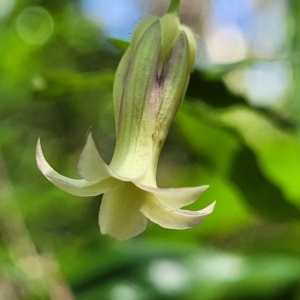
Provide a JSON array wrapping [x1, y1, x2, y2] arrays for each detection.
[[176, 102, 300, 221], [175, 102, 240, 175], [108, 38, 129, 53], [220, 106, 300, 206], [186, 70, 246, 107], [32, 70, 114, 97], [230, 145, 300, 220]]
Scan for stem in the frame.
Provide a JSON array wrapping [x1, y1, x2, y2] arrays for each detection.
[[167, 0, 181, 13]]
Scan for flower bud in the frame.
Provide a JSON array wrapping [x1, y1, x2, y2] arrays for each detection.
[[110, 13, 196, 186]]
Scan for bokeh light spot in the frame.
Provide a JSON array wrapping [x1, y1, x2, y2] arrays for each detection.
[[194, 253, 247, 282], [244, 62, 291, 106], [148, 259, 188, 295], [110, 283, 143, 300], [206, 25, 247, 64], [16, 6, 53, 44]]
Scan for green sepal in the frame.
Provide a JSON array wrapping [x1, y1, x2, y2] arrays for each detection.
[[159, 13, 180, 74], [181, 26, 197, 71], [131, 16, 159, 50]]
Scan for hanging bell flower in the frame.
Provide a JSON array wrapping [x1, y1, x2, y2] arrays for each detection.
[[36, 6, 215, 240]]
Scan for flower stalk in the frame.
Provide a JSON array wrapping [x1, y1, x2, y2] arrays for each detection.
[[167, 0, 181, 13]]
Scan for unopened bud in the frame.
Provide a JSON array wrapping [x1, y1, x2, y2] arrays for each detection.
[[110, 13, 196, 185]]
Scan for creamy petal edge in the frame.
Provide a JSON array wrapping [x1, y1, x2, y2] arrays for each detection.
[[140, 196, 216, 229], [77, 133, 112, 181], [136, 182, 209, 209], [99, 182, 148, 240], [36, 139, 118, 197]]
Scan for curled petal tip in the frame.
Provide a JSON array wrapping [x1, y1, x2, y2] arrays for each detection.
[[140, 196, 216, 230], [36, 139, 117, 197], [203, 201, 216, 214]]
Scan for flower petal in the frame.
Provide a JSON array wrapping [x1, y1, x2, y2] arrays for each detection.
[[140, 196, 215, 229], [99, 182, 148, 240], [77, 133, 111, 181], [136, 183, 209, 209], [36, 139, 118, 196]]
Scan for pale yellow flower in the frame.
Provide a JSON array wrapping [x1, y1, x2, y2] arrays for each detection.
[[37, 135, 214, 240], [36, 12, 215, 240]]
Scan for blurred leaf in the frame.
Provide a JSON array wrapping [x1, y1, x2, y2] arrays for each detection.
[[231, 145, 300, 220], [32, 70, 114, 97], [220, 106, 300, 205], [290, 0, 300, 127], [186, 249, 300, 300], [176, 102, 300, 221], [175, 102, 240, 175], [181, 168, 252, 235], [173, 102, 251, 234], [186, 70, 246, 108], [108, 38, 129, 53]]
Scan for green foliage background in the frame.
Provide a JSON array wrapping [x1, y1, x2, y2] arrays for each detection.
[[0, 1, 300, 299]]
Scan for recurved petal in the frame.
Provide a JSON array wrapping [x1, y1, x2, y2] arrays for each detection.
[[99, 182, 148, 240], [136, 183, 209, 209], [140, 196, 216, 230], [36, 139, 118, 196], [77, 133, 111, 181]]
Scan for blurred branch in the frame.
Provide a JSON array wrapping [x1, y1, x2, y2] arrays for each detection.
[[0, 153, 74, 300]]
